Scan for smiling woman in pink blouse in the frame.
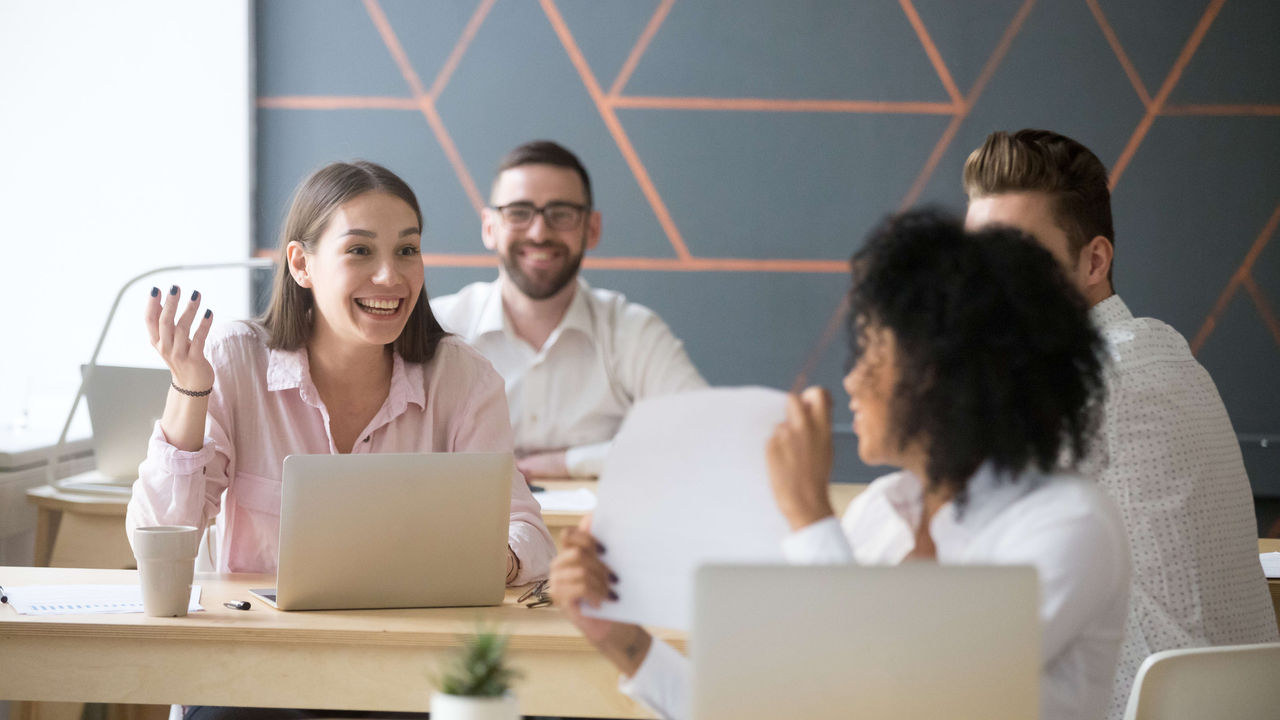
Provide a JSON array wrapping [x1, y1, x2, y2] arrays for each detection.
[[126, 160, 554, 586]]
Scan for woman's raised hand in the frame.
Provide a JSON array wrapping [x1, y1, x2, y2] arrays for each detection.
[[145, 285, 214, 393], [767, 385, 836, 531]]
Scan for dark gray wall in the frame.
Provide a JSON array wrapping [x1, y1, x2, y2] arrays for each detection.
[[255, 0, 1280, 495]]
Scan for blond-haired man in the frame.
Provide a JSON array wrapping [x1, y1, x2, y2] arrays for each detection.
[[963, 128, 1277, 719]]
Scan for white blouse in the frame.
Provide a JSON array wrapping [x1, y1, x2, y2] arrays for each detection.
[[620, 465, 1131, 720]]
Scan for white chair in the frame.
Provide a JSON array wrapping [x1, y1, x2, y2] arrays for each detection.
[[1123, 642, 1280, 720]]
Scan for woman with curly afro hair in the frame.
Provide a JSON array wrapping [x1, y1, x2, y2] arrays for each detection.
[[551, 209, 1131, 720]]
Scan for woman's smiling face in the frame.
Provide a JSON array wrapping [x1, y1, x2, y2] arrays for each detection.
[[289, 190, 424, 351], [843, 323, 904, 468]]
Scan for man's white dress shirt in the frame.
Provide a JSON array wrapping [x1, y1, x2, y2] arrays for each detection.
[[620, 464, 1131, 720], [431, 278, 707, 476], [1089, 295, 1279, 720]]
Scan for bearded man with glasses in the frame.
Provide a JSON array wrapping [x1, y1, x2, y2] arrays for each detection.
[[431, 140, 707, 480]]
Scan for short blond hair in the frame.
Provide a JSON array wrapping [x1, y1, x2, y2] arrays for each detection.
[[963, 129, 1114, 280]]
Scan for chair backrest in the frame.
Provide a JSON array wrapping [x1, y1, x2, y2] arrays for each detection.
[[1123, 643, 1280, 720]]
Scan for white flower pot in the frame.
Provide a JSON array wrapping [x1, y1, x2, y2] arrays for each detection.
[[429, 691, 519, 720]]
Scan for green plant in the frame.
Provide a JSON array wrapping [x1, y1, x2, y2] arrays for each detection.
[[437, 629, 521, 697]]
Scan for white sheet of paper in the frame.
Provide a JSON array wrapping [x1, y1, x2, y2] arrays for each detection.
[[534, 488, 597, 513], [584, 387, 792, 631], [5, 584, 203, 615], [1261, 552, 1280, 579]]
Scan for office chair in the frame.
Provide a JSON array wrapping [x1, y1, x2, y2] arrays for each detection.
[[1123, 642, 1280, 720]]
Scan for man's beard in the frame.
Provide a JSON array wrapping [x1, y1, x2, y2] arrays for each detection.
[[501, 238, 584, 300]]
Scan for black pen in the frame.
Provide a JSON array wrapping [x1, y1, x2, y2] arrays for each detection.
[[0, 585, 8, 604]]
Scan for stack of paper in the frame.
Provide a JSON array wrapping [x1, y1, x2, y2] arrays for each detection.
[[586, 387, 791, 631], [534, 488, 597, 513], [1260, 552, 1280, 579]]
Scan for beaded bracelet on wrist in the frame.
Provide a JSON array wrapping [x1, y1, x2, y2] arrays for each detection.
[[171, 380, 213, 398]]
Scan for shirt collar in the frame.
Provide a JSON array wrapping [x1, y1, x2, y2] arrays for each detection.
[[478, 276, 597, 347], [930, 461, 1047, 560], [266, 345, 425, 411], [556, 277, 596, 340], [266, 346, 310, 394], [474, 281, 509, 337], [1089, 294, 1132, 330]]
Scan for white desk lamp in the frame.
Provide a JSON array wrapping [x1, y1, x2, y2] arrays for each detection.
[[46, 259, 275, 488]]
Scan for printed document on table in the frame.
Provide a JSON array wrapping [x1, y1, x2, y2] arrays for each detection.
[[534, 488, 597, 513], [1261, 552, 1280, 579], [5, 584, 203, 615], [584, 387, 792, 631]]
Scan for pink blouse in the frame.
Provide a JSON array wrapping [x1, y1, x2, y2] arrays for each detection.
[[126, 321, 555, 583]]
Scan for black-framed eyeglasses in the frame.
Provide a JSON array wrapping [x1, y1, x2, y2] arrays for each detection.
[[489, 201, 589, 231]]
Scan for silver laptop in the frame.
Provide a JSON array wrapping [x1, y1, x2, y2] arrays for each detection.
[[692, 564, 1040, 720], [250, 452, 513, 611], [59, 365, 171, 494]]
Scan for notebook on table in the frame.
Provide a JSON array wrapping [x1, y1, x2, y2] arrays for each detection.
[[249, 452, 513, 611]]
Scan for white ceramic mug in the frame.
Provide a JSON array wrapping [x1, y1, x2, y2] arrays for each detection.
[[133, 525, 200, 617]]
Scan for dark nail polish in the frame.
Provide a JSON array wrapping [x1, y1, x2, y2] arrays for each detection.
[[190, 290, 199, 301], [168, 285, 178, 295], [204, 309, 212, 319], [150, 287, 159, 297], [608, 571, 619, 584], [607, 590, 619, 601], [596, 541, 606, 555]]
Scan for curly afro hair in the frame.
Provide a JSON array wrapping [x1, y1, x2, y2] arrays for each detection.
[[847, 209, 1105, 506]]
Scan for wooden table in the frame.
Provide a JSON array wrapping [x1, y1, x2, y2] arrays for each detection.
[[25, 480, 868, 560], [0, 566, 679, 718], [536, 479, 867, 537]]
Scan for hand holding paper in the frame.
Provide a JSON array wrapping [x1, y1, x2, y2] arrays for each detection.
[[584, 387, 793, 631], [767, 387, 837, 531]]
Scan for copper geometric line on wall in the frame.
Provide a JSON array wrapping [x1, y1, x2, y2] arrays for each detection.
[[794, 0, 1037, 389], [255, 0, 1280, 388], [1191, 202, 1280, 355]]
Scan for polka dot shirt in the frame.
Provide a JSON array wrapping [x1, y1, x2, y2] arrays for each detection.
[[1089, 296, 1279, 720]]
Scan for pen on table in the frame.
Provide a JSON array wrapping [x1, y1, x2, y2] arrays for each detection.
[[224, 600, 251, 610], [0, 585, 8, 604]]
